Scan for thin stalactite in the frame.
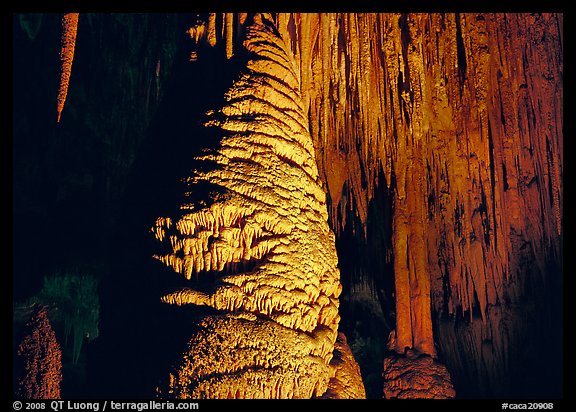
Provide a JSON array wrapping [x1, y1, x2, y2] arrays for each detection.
[[56, 12, 79, 123]]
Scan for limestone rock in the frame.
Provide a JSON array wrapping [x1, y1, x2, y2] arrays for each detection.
[[382, 352, 456, 399], [152, 14, 361, 398], [321, 332, 367, 399], [159, 314, 334, 398], [147, 12, 561, 397], [14, 305, 62, 399]]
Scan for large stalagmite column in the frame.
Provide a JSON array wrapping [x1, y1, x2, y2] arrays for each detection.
[[152, 14, 365, 399]]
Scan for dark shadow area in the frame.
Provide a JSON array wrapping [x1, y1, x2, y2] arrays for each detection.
[[88, 27, 244, 398], [13, 12, 244, 398], [336, 168, 395, 399], [433, 250, 563, 399]]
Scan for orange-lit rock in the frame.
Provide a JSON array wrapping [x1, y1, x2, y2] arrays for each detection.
[[382, 350, 455, 399], [272, 13, 562, 396], [56, 13, 78, 123], [153, 14, 362, 398], [14, 305, 62, 399]]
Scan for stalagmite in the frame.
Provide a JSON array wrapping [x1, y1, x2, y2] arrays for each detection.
[[15, 305, 63, 399], [152, 13, 364, 399]]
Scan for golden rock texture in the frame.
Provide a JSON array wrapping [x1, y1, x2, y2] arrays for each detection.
[[163, 315, 335, 398], [321, 332, 367, 399], [56, 13, 79, 123], [281, 12, 562, 396], [190, 12, 562, 397], [153, 14, 363, 398]]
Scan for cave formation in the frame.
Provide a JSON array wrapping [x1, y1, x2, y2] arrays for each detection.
[[152, 14, 363, 398], [12, 12, 563, 399]]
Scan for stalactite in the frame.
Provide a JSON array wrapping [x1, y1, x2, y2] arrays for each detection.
[[224, 13, 234, 59], [56, 13, 79, 123]]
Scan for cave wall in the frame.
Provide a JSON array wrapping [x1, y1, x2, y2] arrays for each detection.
[[276, 12, 563, 397]]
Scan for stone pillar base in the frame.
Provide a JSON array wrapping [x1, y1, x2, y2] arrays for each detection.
[[382, 351, 456, 399]]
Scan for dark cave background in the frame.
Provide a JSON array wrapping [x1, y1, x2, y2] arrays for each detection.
[[12, 13, 564, 399]]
